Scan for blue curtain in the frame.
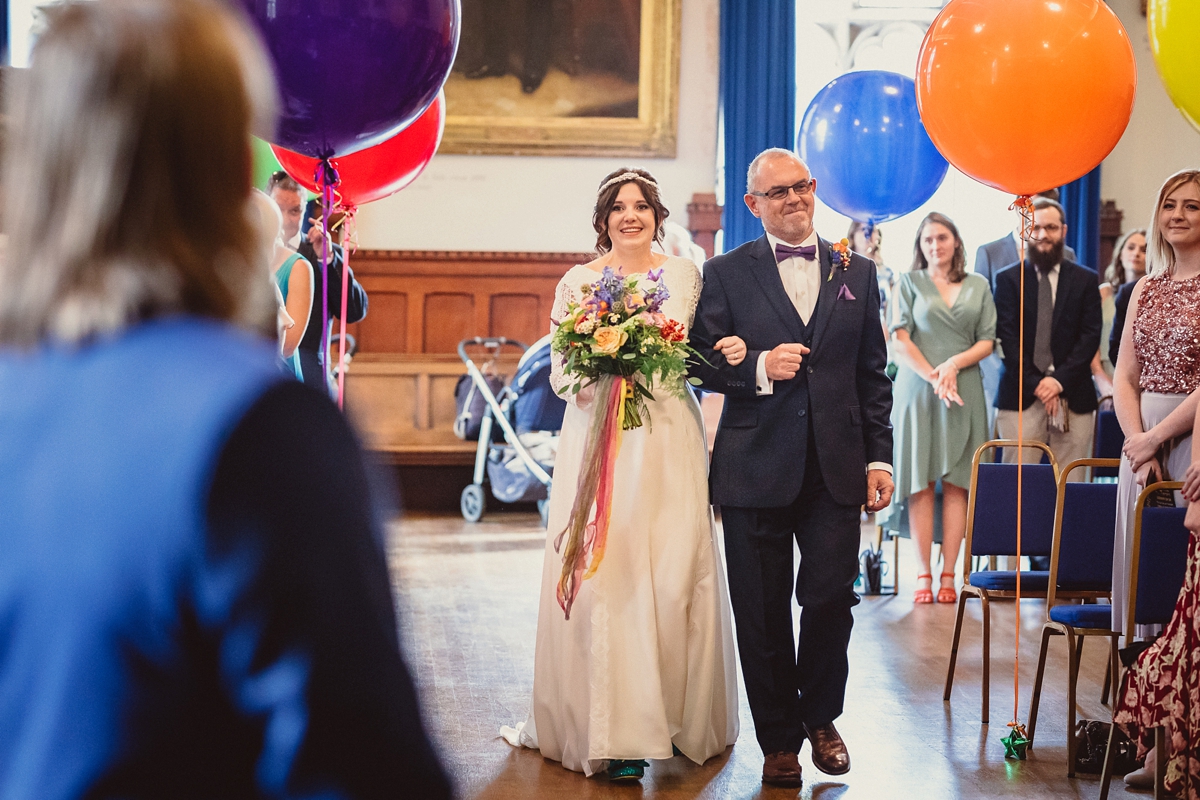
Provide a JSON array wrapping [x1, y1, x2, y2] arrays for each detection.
[[719, 0, 795, 252], [1059, 166, 1101, 270]]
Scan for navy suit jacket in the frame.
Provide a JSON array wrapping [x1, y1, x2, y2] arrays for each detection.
[[975, 234, 1076, 290], [690, 235, 892, 508], [993, 259, 1102, 413], [1110, 280, 1136, 367]]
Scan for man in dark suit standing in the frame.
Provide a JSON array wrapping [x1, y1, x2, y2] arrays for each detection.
[[690, 149, 893, 789], [993, 197, 1101, 465], [975, 195, 1076, 425]]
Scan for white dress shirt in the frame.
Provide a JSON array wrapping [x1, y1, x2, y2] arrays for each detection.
[[751, 230, 891, 476]]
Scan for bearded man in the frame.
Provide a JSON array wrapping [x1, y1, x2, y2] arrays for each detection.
[[993, 197, 1102, 465]]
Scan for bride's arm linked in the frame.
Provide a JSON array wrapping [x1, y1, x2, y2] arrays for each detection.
[[687, 264, 759, 397], [549, 277, 597, 409]]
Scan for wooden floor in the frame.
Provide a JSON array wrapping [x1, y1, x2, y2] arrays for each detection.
[[387, 511, 1144, 800]]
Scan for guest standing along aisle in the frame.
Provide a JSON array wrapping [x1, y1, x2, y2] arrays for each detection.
[[1114, 168, 1200, 800], [992, 197, 1102, 468], [1111, 170, 1200, 636], [888, 213, 996, 605], [0, 2, 450, 796], [502, 168, 741, 782], [690, 149, 893, 789]]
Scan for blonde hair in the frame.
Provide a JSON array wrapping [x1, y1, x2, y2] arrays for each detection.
[[0, 0, 279, 346], [1147, 169, 1200, 279]]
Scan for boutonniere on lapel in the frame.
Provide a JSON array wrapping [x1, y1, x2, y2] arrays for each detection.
[[826, 238, 851, 282]]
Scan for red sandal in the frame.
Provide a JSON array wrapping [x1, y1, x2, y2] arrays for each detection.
[[913, 573, 934, 604], [937, 572, 957, 604]]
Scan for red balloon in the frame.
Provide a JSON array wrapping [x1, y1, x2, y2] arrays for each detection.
[[916, 0, 1136, 196], [272, 91, 445, 208]]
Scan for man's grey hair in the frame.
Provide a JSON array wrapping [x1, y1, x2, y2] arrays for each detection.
[[746, 148, 808, 194]]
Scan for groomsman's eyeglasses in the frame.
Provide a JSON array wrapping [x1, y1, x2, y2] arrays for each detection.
[[750, 179, 814, 201]]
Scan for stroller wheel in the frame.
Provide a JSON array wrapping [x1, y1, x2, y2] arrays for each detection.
[[537, 498, 550, 528], [461, 484, 486, 522]]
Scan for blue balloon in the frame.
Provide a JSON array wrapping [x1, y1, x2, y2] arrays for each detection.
[[798, 71, 948, 224], [242, 0, 461, 159]]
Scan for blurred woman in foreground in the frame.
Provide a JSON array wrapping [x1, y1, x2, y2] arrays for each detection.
[[0, 1, 450, 797]]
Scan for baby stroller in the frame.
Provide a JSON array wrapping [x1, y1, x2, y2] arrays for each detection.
[[454, 335, 566, 526]]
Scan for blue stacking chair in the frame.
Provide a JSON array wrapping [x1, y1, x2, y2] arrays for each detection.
[[1098, 482, 1189, 800], [1026, 458, 1121, 776], [1093, 406, 1124, 479], [944, 439, 1059, 724]]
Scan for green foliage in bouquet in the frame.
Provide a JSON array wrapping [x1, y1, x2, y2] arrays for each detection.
[[551, 265, 702, 430]]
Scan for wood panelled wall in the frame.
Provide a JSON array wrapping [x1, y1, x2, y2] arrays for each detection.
[[345, 250, 587, 354], [343, 250, 589, 463]]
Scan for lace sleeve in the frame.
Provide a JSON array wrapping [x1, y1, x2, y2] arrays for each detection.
[[549, 275, 578, 399]]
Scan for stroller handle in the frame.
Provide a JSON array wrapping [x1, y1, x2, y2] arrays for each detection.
[[457, 337, 529, 361]]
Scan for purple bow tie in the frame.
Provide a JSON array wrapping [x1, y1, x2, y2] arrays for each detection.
[[775, 243, 817, 262]]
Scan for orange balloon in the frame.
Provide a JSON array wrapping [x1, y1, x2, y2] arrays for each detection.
[[916, 0, 1137, 196]]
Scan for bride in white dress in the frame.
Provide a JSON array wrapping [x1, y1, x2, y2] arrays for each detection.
[[502, 169, 741, 780]]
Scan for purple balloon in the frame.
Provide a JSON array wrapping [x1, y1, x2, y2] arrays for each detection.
[[243, 0, 460, 159]]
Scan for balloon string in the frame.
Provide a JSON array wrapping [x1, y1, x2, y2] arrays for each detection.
[[335, 205, 358, 410], [1009, 194, 1034, 726], [315, 159, 341, 398]]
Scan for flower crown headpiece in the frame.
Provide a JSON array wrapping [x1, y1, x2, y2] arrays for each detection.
[[599, 171, 658, 194]]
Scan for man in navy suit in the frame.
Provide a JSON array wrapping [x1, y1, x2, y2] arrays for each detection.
[[993, 197, 1101, 466], [690, 149, 893, 789], [975, 197, 1076, 425]]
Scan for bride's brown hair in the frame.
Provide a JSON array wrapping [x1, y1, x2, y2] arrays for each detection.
[[592, 168, 670, 254]]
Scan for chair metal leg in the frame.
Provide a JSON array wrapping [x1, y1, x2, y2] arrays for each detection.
[[1108, 638, 1120, 707], [1099, 716, 1120, 800], [981, 591, 991, 724], [1101, 656, 1112, 705], [1075, 633, 1085, 666], [1154, 727, 1167, 799], [1027, 626, 1054, 744], [892, 533, 900, 596], [1065, 627, 1079, 778], [944, 589, 969, 702]]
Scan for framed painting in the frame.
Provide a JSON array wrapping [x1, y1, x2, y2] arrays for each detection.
[[440, 0, 681, 157]]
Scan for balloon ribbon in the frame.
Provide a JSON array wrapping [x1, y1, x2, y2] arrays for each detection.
[[335, 206, 357, 410], [553, 375, 627, 620], [1004, 194, 1035, 757], [314, 158, 341, 400]]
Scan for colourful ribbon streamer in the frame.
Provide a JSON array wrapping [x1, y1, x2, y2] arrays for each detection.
[[335, 206, 357, 410], [313, 159, 341, 401], [554, 375, 627, 619]]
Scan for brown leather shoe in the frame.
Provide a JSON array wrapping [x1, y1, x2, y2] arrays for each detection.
[[762, 751, 803, 788], [804, 722, 850, 775]]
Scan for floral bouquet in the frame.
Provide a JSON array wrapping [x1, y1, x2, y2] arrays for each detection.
[[551, 265, 697, 430], [549, 265, 701, 619]]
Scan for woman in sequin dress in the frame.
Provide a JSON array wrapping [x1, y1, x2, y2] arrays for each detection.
[[1112, 169, 1200, 797]]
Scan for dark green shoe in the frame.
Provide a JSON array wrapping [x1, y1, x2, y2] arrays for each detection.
[[607, 759, 648, 781]]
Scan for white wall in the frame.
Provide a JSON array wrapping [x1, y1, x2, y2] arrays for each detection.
[[793, 5, 1015, 274], [1101, 0, 1200, 236], [355, 0, 720, 253]]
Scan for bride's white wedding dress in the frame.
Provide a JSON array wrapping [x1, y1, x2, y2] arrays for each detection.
[[501, 256, 739, 776]]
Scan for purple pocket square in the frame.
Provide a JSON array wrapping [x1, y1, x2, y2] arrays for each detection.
[[837, 284, 856, 301]]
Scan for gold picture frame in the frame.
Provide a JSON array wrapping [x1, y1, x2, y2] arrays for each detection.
[[440, 0, 681, 157]]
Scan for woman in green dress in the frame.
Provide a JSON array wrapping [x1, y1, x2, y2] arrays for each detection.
[[890, 213, 997, 604]]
